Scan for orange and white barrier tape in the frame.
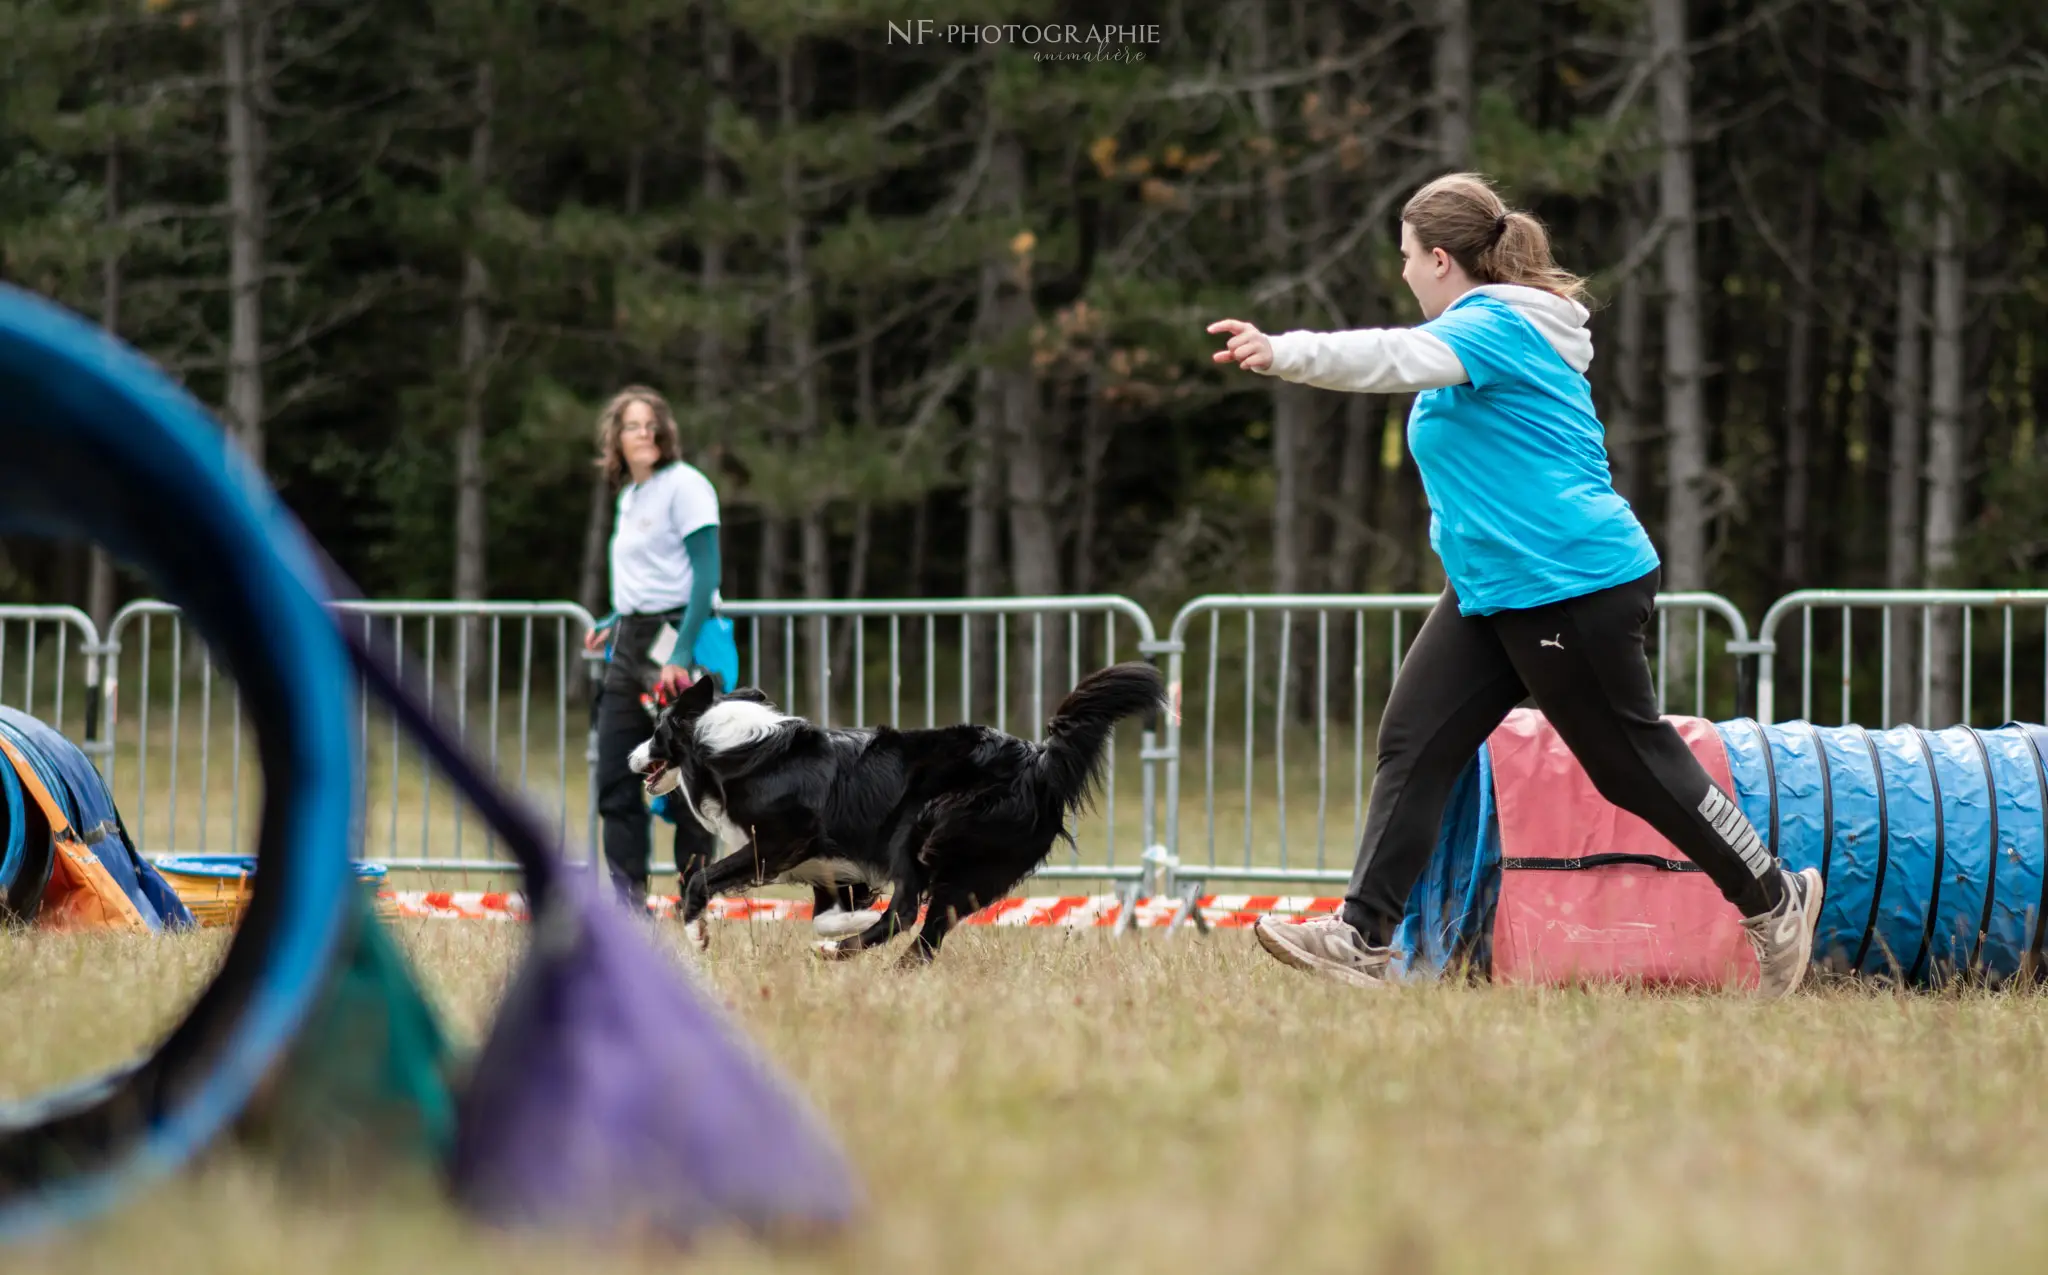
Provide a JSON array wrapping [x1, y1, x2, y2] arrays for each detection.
[[377, 890, 1346, 928]]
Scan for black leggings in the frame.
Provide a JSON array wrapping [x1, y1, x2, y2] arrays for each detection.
[[1342, 567, 1784, 945], [594, 613, 716, 900]]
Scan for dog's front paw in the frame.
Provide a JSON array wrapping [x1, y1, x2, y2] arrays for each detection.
[[683, 917, 709, 952], [813, 938, 861, 961], [813, 908, 885, 940]]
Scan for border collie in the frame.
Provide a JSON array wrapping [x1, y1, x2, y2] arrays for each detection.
[[628, 662, 1166, 966]]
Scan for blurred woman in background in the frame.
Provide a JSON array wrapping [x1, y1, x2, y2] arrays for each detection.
[[584, 386, 722, 908]]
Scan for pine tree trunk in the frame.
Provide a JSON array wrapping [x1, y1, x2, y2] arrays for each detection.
[[1778, 0, 1828, 593], [1608, 228, 1647, 506], [221, 0, 266, 466], [92, 149, 122, 629], [1651, 0, 1705, 700], [778, 45, 829, 713], [757, 521, 785, 598], [578, 469, 610, 620], [579, 144, 646, 622], [1780, 171, 1819, 591], [966, 355, 1004, 608], [1271, 388, 1314, 597], [1329, 394, 1379, 725], [831, 322, 880, 687], [993, 159, 1059, 602], [1653, 0, 1705, 590], [846, 506, 873, 603], [1330, 396, 1379, 595], [87, 146, 124, 742], [1322, 68, 1385, 606], [692, 24, 732, 647], [909, 495, 930, 595], [751, 518, 784, 696], [1248, 0, 1313, 718], [1071, 365, 1107, 596], [1887, 23, 1930, 724], [1373, 406, 1419, 593], [697, 11, 730, 404], [453, 61, 492, 623], [1001, 360, 1061, 721], [1435, 0, 1472, 168], [965, 357, 1002, 715], [800, 509, 829, 716], [1922, 13, 1966, 725], [981, 132, 1063, 721]]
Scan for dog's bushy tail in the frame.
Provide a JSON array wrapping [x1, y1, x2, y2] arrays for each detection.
[[1038, 662, 1167, 818]]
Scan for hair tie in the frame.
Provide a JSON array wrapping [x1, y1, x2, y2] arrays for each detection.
[[1490, 213, 1509, 245]]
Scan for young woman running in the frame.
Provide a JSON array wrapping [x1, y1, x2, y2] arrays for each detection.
[[1209, 173, 1823, 998]]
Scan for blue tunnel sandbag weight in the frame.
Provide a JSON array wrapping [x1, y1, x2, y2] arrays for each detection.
[[0, 283, 359, 1238]]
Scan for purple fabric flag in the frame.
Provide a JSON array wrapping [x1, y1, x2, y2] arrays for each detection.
[[449, 864, 862, 1243], [320, 550, 860, 1247]]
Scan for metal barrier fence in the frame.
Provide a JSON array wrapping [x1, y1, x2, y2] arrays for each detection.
[[85, 595, 1169, 909], [48, 586, 2048, 913], [1151, 592, 1754, 915], [101, 599, 601, 870], [1756, 589, 2048, 728], [0, 605, 104, 761], [715, 596, 1167, 915]]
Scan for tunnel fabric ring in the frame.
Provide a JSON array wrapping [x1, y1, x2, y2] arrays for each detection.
[[0, 282, 359, 1240]]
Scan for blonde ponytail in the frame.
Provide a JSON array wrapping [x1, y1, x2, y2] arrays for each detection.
[[1402, 174, 1588, 302]]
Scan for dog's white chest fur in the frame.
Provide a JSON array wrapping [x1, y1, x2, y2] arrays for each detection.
[[693, 793, 750, 853]]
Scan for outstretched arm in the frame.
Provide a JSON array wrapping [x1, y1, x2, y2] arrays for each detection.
[[1208, 318, 1468, 394]]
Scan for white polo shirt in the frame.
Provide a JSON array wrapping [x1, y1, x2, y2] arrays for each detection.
[[609, 460, 720, 615]]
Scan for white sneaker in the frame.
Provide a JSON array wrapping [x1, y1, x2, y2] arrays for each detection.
[[1252, 913, 1394, 988], [1743, 866, 1824, 999], [813, 907, 885, 940]]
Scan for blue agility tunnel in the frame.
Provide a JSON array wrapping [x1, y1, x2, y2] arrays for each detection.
[[1721, 720, 2048, 984], [1397, 718, 2048, 987]]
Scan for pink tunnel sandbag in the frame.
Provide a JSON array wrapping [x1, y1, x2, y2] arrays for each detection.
[[1485, 709, 1759, 989]]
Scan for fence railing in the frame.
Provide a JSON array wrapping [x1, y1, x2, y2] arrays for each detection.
[[1150, 591, 1754, 909], [0, 605, 104, 760], [35, 586, 2048, 915], [101, 599, 601, 871], [85, 595, 1170, 909], [1755, 589, 2048, 728], [715, 596, 1167, 913]]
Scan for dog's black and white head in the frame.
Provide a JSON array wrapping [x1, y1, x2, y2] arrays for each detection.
[[627, 678, 794, 840]]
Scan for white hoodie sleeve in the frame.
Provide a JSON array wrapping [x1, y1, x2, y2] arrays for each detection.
[[1252, 328, 1468, 394]]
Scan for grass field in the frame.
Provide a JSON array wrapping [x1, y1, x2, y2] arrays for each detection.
[[9, 921, 2048, 1274]]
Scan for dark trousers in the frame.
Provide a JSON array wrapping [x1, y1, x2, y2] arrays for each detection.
[[1343, 567, 1784, 945], [593, 613, 717, 902]]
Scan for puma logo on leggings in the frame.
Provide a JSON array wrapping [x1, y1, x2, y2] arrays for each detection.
[[1697, 784, 1775, 878]]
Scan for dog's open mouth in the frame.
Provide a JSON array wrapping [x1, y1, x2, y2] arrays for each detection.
[[640, 761, 669, 792]]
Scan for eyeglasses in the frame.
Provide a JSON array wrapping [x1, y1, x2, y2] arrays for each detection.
[[620, 421, 657, 436]]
